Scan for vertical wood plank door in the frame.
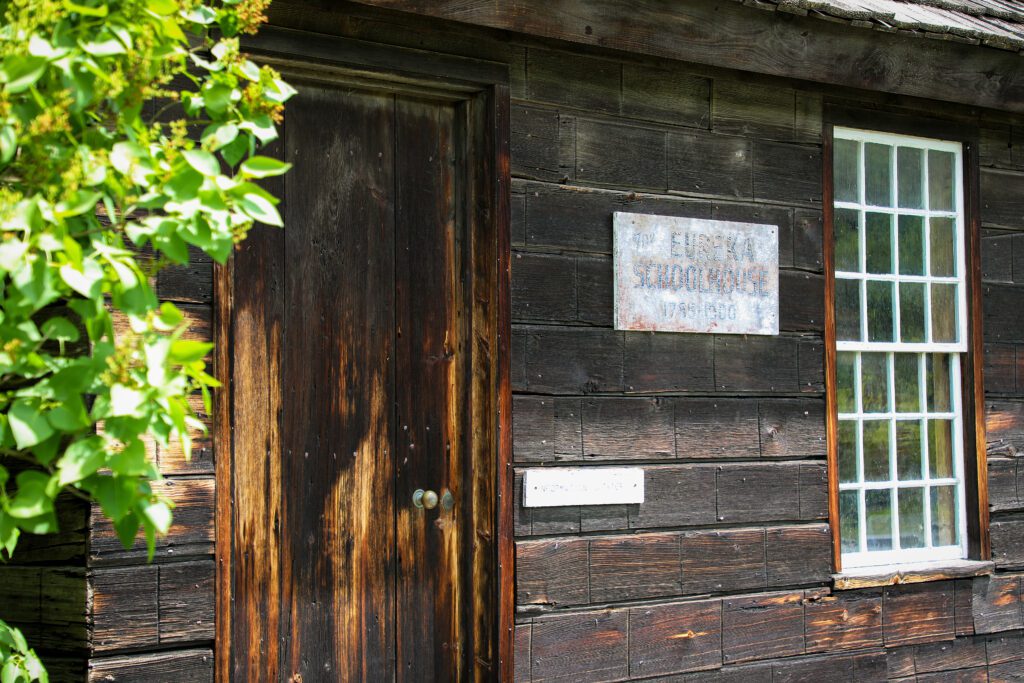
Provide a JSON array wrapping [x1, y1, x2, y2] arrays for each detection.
[[220, 48, 511, 682]]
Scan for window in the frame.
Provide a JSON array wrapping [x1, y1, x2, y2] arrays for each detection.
[[829, 126, 974, 570]]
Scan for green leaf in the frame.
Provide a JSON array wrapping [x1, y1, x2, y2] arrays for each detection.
[[0, 240, 28, 272], [238, 192, 283, 227], [147, 0, 178, 15], [240, 156, 292, 178], [63, 0, 109, 17], [57, 436, 107, 486], [169, 340, 213, 363], [8, 399, 54, 450], [109, 384, 146, 417], [46, 394, 89, 432], [59, 258, 104, 298], [41, 316, 79, 342], [220, 135, 249, 167], [140, 499, 172, 534], [182, 149, 219, 177], [93, 475, 135, 521], [113, 511, 139, 548], [202, 84, 233, 117], [239, 114, 278, 144], [202, 122, 239, 151], [0, 126, 16, 168], [109, 439, 147, 476], [7, 471, 54, 519], [55, 190, 102, 218], [0, 55, 47, 94]]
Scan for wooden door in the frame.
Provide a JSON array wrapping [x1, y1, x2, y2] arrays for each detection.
[[216, 35, 512, 682]]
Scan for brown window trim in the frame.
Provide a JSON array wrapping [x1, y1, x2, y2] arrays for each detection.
[[822, 105, 989, 575]]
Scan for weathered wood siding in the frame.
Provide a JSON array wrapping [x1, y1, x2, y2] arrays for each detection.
[[6, 2, 1024, 680]]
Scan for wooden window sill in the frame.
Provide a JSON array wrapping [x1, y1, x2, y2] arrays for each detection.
[[833, 559, 994, 590]]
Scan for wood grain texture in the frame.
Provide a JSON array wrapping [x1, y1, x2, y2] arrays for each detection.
[[516, 539, 589, 607], [529, 610, 628, 683], [882, 582, 956, 647], [88, 649, 213, 683], [722, 591, 806, 664], [589, 533, 681, 603], [159, 561, 215, 644], [681, 528, 766, 594], [804, 590, 883, 653], [91, 566, 159, 652], [971, 574, 1024, 634], [628, 599, 722, 677]]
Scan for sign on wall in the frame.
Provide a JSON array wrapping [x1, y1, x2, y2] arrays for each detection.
[[613, 212, 779, 335], [522, 467, 645, 507]]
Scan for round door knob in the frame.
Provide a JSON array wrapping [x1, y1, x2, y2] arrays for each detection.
[[413, 489, 439, 510]]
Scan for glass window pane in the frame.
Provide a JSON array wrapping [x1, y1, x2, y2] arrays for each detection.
[[866, 213, 893, 274], [837, 351, 857, 413], [867, 281, 894, 342], [866, 489, 893, 551], [898, 487, 926, 549], [834, 208, 860, 272], [930, 486, 958, 547], [866, 143, 893, 207], [899, 282, 926, 343], [862, 352, 889, 413], [928, 150, 955, 211], [834, 138, 860, 203], [926, 354, 952, 412], [836, 278, 861, 341], [840, 490, 861, 553], [929, 419, 954, 479], [894, 354, 920, 413], [838, 420, 858, 484], [897, 146, 924, 209], [929, 216, 956, 277], [898, 215, 925, 275], [896, 420, 923, 480], [930, 283, 957, 343], [863, 420, 890, 482]]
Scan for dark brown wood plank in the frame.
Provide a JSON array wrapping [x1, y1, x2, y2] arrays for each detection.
[[772, 651, 887, 682], [759, 399, 827, 458], [629, 464, 717, 529], [681, 528, 766, 594], [526, 48, 620, 114], [722, 591, 805, 664], [622, 64, 709, 128], [780, 271, 825, 332], [985, 284, 1024, 343], [513, 395, 555, 463], [347, 0, 1024, 112], [752, 141, 822, 205], [512, 105, 567, 183], [793, 209, 825, 273], [280, 84, 396, 681], [713, 81, 796, 142], [882, 582, 956, 647], [589, 533, 681, 603], [765, 525, 832, 586], [675, 399, 760, 459], [955, 578, 976, 637], [804, 589, 883, 653], [530, 610, 628, 683], [982, 169, 1024, 229], [624, 333, 715, 394], [159, 561, 215, 644], [524, 327, 623, 394], [582, 398, 674, 460], [799, 463, 830, 520], [87, 649, 213, 683], [972, 574, 1024, 634], [514, 624, 531, 683], [516, 539, 590, 607], [991, 518, 1024, 568], [576, 255, 612, 326], [983, 229, 1015, 283], [628, 599, 722, 677], [575, 118, 666, 191], [985, 343, 1017, 394], [667, 130, 751, 198], [714, 336, 800, 393], [988, 458, 1021, 512], [716, 464, 801, 524], [913, 635, 988, 674], [89, 477, 215, 564], [91, 566, 159, 652], [512, 251, 577, 322], [986, 400, 1024, 457]]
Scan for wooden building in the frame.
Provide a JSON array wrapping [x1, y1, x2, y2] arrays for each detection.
[[6, 0, 1024, 680]]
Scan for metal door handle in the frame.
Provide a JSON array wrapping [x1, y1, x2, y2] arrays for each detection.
[[413, 489, 438, 509]]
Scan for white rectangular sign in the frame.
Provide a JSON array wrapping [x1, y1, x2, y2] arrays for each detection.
[[522, 467, 645, 508], [613, 212, 779, 335]]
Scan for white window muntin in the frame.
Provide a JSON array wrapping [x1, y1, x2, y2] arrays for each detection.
[[833, 127, 969, 569], [833, 126, 968, 355]]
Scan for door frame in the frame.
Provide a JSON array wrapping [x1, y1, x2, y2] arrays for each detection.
[[213, 26, 513, 680]]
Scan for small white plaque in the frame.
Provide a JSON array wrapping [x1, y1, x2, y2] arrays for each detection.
[[613, 212, 779, 335], [522, 468, 644, 508]]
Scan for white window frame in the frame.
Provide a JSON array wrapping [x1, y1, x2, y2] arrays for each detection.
[[833, 127, 969, 569]]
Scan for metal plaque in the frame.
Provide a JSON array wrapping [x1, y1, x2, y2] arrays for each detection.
[[522, 467, 644, 508], [613, 212, 779, 335]]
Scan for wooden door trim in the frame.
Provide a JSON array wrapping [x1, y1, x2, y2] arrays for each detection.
[[215, 28, 512, 680]]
